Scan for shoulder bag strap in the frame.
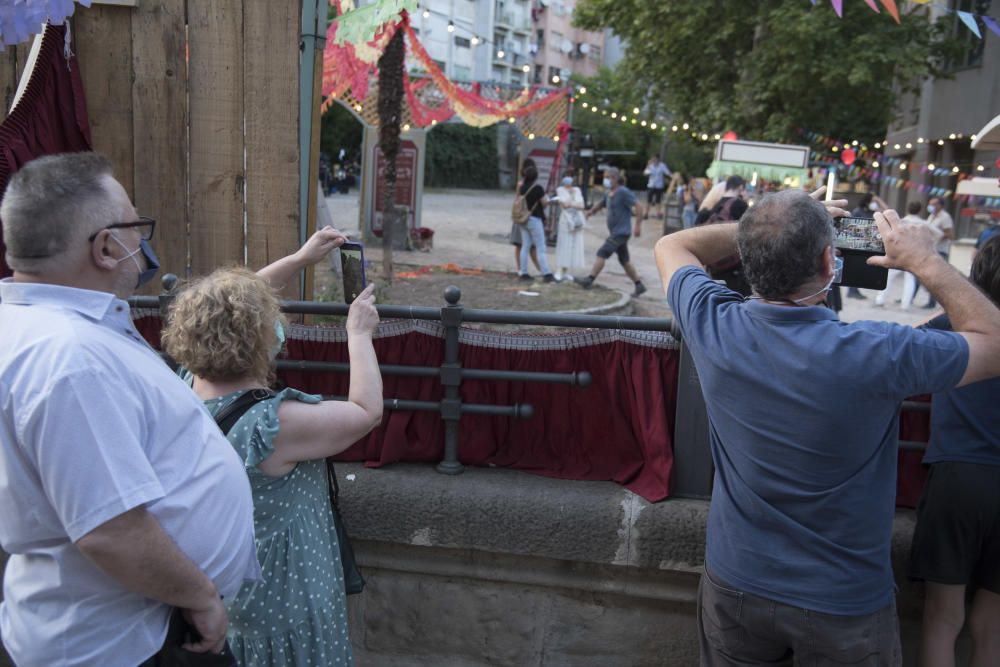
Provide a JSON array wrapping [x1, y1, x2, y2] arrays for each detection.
[[213, 388, 276, 435]]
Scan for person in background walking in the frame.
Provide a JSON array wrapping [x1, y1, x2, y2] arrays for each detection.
[[553, 174, 587, 282], [680, 175, 700, 229], [510, 158, 542, 277], [644, 155, 672, 220], [516, 163, 555, 283], [575, 167, 648, 297], [874, 201, 939, 310], [918, 196, 955, 309]]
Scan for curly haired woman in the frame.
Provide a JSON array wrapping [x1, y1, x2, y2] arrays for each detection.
[[162, 227, 382, 666]]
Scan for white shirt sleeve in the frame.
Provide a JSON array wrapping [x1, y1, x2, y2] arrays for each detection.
[[20, 368, 165, 541]]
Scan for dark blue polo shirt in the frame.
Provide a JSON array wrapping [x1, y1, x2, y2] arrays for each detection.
[[604, 187, 637, 237], [923, 314, 1000, 466], [668, 266, 968, 615]]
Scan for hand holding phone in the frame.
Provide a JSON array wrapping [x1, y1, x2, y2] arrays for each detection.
[[340, 242, 367, 304]]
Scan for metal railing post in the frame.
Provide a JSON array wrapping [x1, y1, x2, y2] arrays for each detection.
[[158, 273, 178, 317], [436, 285, 465, 475]]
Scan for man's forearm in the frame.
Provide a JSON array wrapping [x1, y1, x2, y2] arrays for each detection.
[[77, 506, 220, 611], [913, 255, 1000, 336], [670, 222, 739, 266]]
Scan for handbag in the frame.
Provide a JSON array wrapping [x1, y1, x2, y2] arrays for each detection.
[[212, 389, 365, 596], [511, 192, 531, 225]]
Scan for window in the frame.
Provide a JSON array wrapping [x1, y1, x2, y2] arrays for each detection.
[[433, 59, 446, 72], [945, 0, 989, 71], [534, 64, 543, 84], [589, 44, 601, 62], [455, 36, 471, 48], [453, 65, 472, 81], [548, 65, 560, 82], [550, 30, 563, 50]]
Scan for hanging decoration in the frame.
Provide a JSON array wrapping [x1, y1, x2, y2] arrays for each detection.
[[333, 0, 419, 47], [0, 0, 91, 49], [323, 3, 567, 137], [812, 0, 1000, 38]]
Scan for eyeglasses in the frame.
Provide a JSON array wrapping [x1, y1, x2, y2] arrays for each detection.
[[88, 216, 156, 242]]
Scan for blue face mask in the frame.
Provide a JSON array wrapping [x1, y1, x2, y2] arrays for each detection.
[[562, 177, 574, 187], [111, 235, 161, 289], [270, 320, 286, 360], [832, 255, 844, 284]]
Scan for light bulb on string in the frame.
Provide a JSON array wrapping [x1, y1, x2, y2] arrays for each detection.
[[713, 133, 721, 140], [851, 140, 858, 146], [893, 144, 900, 150], [949, 133, 956, 140], [917, 137, 924, 143], [582, 101, 588, 108], [611, 112, 617, 119], [579, 86, 587, 94], [522, 65, 530, 73], [874, 142, 881, 149], [553, 135, 560, 142], [905, 143, 912, 149], [633, 107, 640, 114], [671, 125, 678, 132], [832, 146, 839, 152], [952, 166, 959, 173], [471, 35, 480, 46], [900, 163, 907, 171], [872, 161, 879, 168], [402, 124, 411, 132], [682, 122, 689, 130], [591, 107, 597, 113], [937, 139, 944, 146], [447, 21, 455, 32], [528, 133, 535, 140], [977, 165, 985, 171], [650, 123, 657, 130], [552, 75, 560, 83], [701, 133, 709, 141], [640, 120, 647, 127], [497, 49, 505, 58], [422, 7, 430, 18], [928, 163, 936, 170]]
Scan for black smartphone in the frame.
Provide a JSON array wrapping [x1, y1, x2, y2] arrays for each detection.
[[832, 216, 888, 290], [340, 242, 367, 304]]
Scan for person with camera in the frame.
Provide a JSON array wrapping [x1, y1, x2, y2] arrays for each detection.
[[908, 234, 1000, 667], [655, 187, 1000, 666], [161, 227, 383, 666], [0, 153, 260, 666]]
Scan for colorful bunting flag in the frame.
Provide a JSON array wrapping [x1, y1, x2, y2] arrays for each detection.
[[957, 11, 982, 38], [878, 0, 900, 23]]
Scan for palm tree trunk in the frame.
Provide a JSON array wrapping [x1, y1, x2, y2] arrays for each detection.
[[377, 29, 405, 283]]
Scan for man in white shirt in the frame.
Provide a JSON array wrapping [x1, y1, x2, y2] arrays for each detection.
[[0, 152, 259, 666], [643, 155, 672, 220], [921, 196, 955, 309]]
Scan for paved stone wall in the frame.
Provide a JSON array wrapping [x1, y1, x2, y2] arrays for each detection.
[[0, 463, 971, 665]]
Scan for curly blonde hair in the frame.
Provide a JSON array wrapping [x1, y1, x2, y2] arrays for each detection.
[[162, 267, 286, 384]]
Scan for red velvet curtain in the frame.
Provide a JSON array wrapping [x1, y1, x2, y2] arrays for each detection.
[[0, 24, 92, 277], [133, 313, 932, 506], [280, 323, 679, 502]]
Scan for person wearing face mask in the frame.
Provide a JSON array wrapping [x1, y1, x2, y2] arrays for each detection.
[[0, 152, 260, 666], [917, 197, 955, 309], [162, 226, 383, 667], [575, 167, 648, 296], [655, 187, 1000, 667], [552, 174, 587, 282]]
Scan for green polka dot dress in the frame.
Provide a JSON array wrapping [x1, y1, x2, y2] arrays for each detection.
[[204, 387, 353, 667]]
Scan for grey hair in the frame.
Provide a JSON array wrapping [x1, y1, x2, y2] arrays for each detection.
[[737, 190, 834, 299], [1, 152, 117, 273]]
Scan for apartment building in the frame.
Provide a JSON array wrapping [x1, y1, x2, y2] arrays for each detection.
[[879, 0, 999, 238], [529, 0, 605, 85], [412, 0, 496, 82]]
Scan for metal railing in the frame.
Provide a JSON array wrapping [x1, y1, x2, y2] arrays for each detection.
[[132, 275, 933, 498], [133, 276, 673, 477]]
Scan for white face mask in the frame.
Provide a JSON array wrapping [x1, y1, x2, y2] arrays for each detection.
[[927, 205, 936, 215], [868, 201, 878, 211], [602, 178, 611, 189]]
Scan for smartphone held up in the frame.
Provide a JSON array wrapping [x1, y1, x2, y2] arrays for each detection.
[[340, 242, 367, 304]]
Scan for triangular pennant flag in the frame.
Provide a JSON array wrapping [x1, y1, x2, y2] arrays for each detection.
[[878, 0, 900, 23], [830, 0, 843, 18], [957, 11, 982, 39], [863, 0, 880, 13], [980, 15, 1000, 38]]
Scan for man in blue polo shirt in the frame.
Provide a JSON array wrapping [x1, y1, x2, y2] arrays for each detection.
[[654, 188, 1000, 666]]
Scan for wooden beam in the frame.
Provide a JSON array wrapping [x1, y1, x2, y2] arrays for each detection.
[[243, 0, 301, 295], [187, 0, 245, 276], [130, 0, 188, 285]]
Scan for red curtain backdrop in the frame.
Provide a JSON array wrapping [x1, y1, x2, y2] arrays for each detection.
[[133, 313, 932, 506], [0, 23, 93, 277]]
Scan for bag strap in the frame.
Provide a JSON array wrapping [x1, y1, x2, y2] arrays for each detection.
[[213, 388, 276, 435], [327, 458, 340, 507]]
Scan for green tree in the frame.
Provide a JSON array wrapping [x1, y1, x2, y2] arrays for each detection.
[[573, 0, 962, 145]]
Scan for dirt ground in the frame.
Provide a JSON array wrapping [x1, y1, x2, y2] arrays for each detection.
[[321, 188, 975, 326]]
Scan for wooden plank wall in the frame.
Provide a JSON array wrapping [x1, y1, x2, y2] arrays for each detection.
[[64, 0, 303, 289]]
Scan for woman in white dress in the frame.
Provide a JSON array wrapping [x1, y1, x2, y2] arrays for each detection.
[[553, 175, 587, 282]]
